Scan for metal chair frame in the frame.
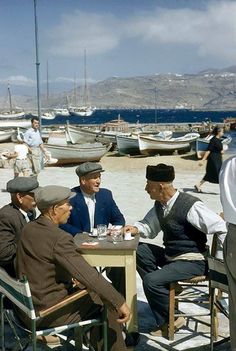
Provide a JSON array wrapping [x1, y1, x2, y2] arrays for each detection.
[[0, 267, 108, 351]]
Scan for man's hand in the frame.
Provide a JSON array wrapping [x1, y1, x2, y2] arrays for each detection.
[[116, 302, 131, 324], [123, 225, 138, 235]]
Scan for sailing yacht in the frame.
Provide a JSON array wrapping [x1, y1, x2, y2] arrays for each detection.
[[0, 84, 25, 118], [69, 49, 95, 117]]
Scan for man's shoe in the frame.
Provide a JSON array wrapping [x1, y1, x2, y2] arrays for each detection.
[[36, 335, 61, 346], [150, 317, 186, 337], [124, 332, 140, 347]]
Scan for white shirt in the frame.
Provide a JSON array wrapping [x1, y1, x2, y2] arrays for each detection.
[[14, 144, 28, 160], [82, 191, 96, 232], [219, 155, 236, 225], [134, 191, 227, 258], [19, 208, 30, 223]]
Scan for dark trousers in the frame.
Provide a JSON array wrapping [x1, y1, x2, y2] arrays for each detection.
[[136, 243, 207, 327]]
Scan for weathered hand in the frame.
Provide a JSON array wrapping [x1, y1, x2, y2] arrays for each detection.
[[116, 302, 131, 324], [123, 225, 138, 235]]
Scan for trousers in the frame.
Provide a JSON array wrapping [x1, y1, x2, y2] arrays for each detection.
[[136, 243, 207, 327], [223, 223, 236, 351]]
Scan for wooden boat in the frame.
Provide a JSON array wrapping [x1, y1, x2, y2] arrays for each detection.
[[116, 131, 173, 155], [138, 132, 200, 155], [0, 119, 31, 129], [45, 131, 111, 165], [41, 111, 56, 120], [196, 135, 232, 159], [53, 108, 70, 117], [0, 129, 14, 142], [46, 142, 111, 165]]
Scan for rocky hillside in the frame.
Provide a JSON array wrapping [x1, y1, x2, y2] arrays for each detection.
[[2, 67, 236, 111]]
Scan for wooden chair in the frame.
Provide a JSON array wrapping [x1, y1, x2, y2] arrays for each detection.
[[208, 256, 229, 351], [0, 267, 108, 351], [168, 234, 218, 340]]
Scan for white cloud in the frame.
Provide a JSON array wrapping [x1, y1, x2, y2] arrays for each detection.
[[47, 1, 236, 64], [0, 75, 35, 86], [47, 10, 122, 57], [126, 1, 236, 60]]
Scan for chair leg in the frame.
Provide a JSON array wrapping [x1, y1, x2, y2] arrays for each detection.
[[0, 296, 5, 351], [168, 283, 176, 340], [210, 286, 217, 351], [74, 326, 83, 350]]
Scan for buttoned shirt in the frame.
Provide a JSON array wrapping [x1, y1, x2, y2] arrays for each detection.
[[219, 155, 236, 225], [81, 191, 96, 232], [23, 128, 43, 147]]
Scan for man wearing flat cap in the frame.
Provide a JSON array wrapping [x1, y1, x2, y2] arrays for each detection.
[[16, 185, 130, 350], [124, 163, 227, 337], [61, 161, 125, 235], [0, 176, 38, 276]]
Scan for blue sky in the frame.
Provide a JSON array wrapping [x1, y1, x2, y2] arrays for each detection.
[[1, 0, 236, 95]]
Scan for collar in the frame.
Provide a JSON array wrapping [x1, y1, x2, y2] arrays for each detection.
[[161, 190, 179, 210], [19, 208, 29, 219], [81, 190, 96, 202]]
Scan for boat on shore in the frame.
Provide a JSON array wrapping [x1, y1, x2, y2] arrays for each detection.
[[196, 134, 232, 159], [116, 131, 173, 155], [0, 119, 31, 129], [138, 132, 200, 155], [0, 129, 14, 142]]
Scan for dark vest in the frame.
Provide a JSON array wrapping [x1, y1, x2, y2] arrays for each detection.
[[155, 192, 207, 258]]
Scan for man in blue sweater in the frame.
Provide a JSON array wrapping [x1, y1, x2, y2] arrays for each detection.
[[61, 162, 125, 235]]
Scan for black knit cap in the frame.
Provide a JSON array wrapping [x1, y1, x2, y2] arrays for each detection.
[[146, 164, 175, 182]]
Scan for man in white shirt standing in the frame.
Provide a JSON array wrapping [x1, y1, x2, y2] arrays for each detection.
[[124, 163, 227, 337], [219, 155, 236, 351], [24, 117, 48, 175]]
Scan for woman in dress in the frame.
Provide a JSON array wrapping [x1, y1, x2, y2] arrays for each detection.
[[194, 126, 224, 193]]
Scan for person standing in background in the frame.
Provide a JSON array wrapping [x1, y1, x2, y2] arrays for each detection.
[[195, 126, 224, 193], [23, 117, 48, 175], [219, 155, 236, 351]]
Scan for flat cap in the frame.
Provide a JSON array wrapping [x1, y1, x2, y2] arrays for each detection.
[[35, 185, 73, 211], [6, 176, 39, 193], [75, 162, 104, 177], [146, 163, 175, 182]]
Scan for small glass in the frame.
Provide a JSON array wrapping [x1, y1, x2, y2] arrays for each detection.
[[97, 224, 107, 240], [111, 227, 123, 244]]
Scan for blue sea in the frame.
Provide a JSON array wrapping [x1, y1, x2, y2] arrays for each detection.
[[38, 109, 236, 154]]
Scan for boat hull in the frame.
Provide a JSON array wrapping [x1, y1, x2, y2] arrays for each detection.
[[116, 135, 140, 155], [0, 130, 14, 142], [0, 112, 25, 119], [0, 119, 31, 129], [138, 133, 198, 155], [46, 142, 111, 165], [196, 135, 232, 159]]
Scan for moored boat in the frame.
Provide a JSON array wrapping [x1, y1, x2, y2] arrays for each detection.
[[0, 119, 31, 129], [196, 134, 232, 159], [0, 129, 14, 142], [138, 132, 200, 155]]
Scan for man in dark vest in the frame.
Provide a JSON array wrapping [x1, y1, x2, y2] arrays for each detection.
[[0, 176, 39, 277], [124, 163, 227, 337]]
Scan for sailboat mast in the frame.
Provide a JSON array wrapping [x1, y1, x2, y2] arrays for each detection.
[[46, 60, 49, 106], [33, 0, 42, 128], [83, 49, 88, 106], [7, 84, 13, 113]]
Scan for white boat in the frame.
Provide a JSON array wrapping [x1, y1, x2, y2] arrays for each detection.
[[53, 108, 70, 117], [196, 135, 232, 159], [116, 134, 140, 155], [0, 119, 31, 129], [0, 129, 14, 142], [41, 111, 56, 120], [138, 132, 200, 155], [0, 84, 25, 119], [68, 50, 95, 117], [116, 131, 173, 155]]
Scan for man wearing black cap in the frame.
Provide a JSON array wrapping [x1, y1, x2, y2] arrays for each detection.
[[124, 163, 227, 337], [16, 185, 130, 350], [0, 176, 39, 276], [61, 161, 125, 235]]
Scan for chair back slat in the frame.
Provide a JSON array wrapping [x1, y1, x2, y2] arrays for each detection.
[[208, 257, 228, 292], [0, 267, 36, 319]]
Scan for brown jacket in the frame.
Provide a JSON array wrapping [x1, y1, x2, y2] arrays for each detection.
[[15, 216, 125, 325]]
